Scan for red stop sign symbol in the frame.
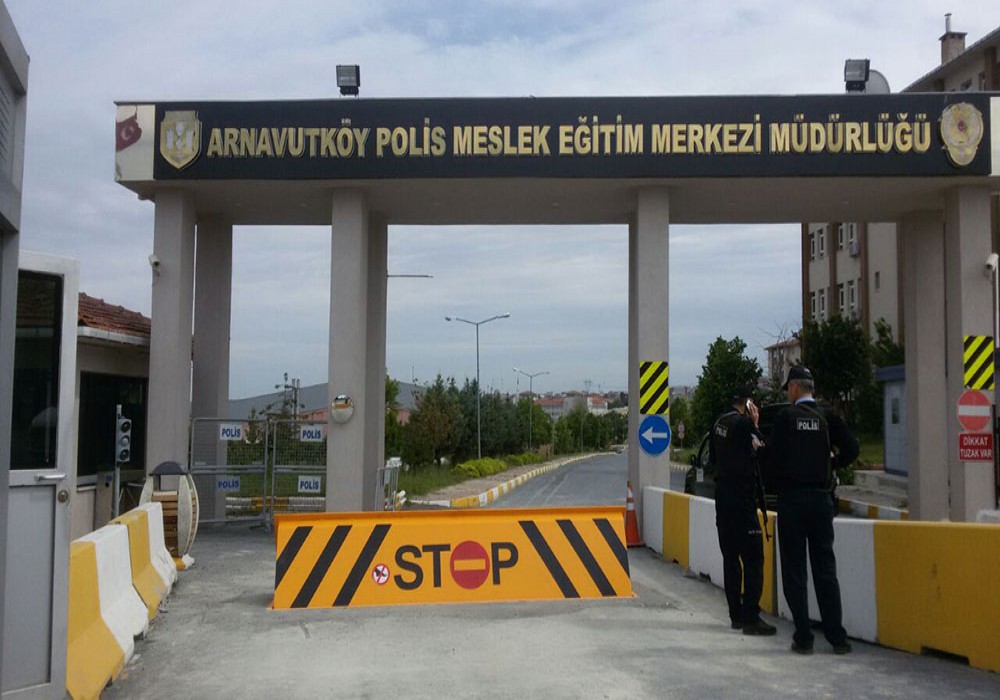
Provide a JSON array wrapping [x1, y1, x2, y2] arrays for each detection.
[[450, 540, 490, 589]]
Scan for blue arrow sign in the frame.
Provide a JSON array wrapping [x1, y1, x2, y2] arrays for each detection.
[[639, 414, 671, 456]]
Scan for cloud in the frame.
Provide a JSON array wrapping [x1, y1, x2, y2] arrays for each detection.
[[5, 1, 997, 397]]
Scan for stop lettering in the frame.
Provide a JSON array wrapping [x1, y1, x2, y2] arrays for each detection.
[[450, 540, 490, 589]]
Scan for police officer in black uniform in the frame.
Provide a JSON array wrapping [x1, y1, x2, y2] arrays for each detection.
[[767, 365, 859, 655], [709, 385, 776, 636]]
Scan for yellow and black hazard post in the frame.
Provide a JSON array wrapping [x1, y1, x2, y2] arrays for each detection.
[[963, 335, 995, 390], [272, 508, 632, 609], [639, 361, 669, 415]]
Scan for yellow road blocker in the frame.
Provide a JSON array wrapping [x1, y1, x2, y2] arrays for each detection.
[[273, 507, 632, 609]]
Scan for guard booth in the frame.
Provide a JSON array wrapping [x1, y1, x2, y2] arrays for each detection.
[[114, 93, 1000, 527]]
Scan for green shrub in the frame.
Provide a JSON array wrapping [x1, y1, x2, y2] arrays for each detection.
[[454, 457, 506, 478]]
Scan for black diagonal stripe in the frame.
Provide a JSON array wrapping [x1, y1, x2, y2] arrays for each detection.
[[639, 361, 652, 375], [594, 518, 630, 577], [557, 520, 616, 597], [968, 357, 994, 389], [333, 524, 391, 607], [641, 381, 670, 415], [519, 520, 578, 598], [275, 526, 312, 588], [291, 525, 351, 609], [964, 335, 979, 353], [640, 362, 667, 393]]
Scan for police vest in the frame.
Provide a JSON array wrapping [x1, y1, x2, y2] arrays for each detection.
[[782, 402, 832, 489]]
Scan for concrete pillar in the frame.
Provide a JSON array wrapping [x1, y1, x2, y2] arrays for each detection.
[[364, 215, 388, 508], [192, 218, 232, 420], [0, 228, 17, 686], [628, 187, 671, 528], [900, 210, 948, 520], [147, 190, 196, 472], [943, 187, 997, 521], [327, 190, 372, 511]]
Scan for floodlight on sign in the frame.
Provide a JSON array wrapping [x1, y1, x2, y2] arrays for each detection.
[[337, 65, 360, 96], [844, 59, 870, 92]]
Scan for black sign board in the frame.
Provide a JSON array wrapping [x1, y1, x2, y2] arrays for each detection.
[[150, 94, 996, 180]]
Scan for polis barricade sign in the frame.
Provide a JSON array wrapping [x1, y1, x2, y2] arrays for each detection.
[[272, 508, 632, 609]]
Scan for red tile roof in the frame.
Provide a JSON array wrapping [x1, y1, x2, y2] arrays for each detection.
[[78, 293, 150, 338]]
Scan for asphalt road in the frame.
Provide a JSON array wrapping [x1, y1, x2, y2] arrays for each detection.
[[105, 525, 999, 699], [487, 450, 684, 508]]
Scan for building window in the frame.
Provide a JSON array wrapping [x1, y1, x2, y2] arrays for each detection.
[[810, 291, 816, 318], [875, 271, 881, 291], [818, 230, 826, 258], [809, 232, 816, 261], [818, 289, 827, 318], [847, 223, 857, 247], [838, 283, 846, 314], [848, 279, 857, 310], [837, 224, 845, 250]]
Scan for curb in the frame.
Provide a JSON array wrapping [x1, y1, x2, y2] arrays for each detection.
[[410, 455, 594, 508], [837, 497, 909, 520]]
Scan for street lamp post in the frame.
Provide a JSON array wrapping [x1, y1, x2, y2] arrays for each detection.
[[446, 313, 510, 459], [514, 367, 549, 452]]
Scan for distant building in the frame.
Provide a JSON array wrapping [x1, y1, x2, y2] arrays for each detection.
[[801, 19, 1000, 342], [764, 336, 802, 385], [227, 379, 422, 423]]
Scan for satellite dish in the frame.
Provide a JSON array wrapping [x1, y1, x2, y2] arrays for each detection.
[[863, 69, 891, 94]]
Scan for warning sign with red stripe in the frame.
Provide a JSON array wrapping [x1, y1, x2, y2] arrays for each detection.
[[957, 389, 992, 432], [272, 507, 632, 609]]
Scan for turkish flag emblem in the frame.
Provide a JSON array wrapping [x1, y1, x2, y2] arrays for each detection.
[[116, 115, 142, 151]]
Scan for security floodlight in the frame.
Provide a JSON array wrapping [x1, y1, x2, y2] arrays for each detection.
[[337, 65, 360, 96], [844, 59, 870, 92]]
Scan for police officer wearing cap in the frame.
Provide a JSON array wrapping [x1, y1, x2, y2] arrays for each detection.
[[767, 365, 859, 655], [709, 386, 775, 636]]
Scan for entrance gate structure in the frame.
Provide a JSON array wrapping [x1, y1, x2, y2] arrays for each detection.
[[116, 94, 1000, 527], [269, 419, 328, 520]]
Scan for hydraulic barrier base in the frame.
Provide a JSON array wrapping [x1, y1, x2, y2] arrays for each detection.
[[273, 507, 632, 609]]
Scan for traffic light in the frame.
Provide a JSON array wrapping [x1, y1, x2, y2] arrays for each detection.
[[115, 415, 132, 464]]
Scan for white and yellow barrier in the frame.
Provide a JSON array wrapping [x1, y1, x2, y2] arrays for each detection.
[[67, 505, 179, 698], [113, 506, 175, 619], [642, 485, 1000, 672]]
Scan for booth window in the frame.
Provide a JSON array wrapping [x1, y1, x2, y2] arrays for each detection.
[[77, 373, 147, 484], [10, 271, 62, 469]]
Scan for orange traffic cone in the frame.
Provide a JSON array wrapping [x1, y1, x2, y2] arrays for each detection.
[[625, 481, 643, 547]]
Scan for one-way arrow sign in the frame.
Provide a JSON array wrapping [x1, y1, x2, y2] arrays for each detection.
[[639, 414, 671, 456]]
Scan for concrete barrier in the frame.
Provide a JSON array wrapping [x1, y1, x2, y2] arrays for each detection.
[[776, 517, 878, 643], [113, 507, 172, 620], [873, 521, 1000, 672], [662, 491, 690, 569], [687, 496, 723, 584], [641, 487, 666, 555], [135, 502, 178, 593], [66, 525, 149, 700], [66, 540, 124, 700]]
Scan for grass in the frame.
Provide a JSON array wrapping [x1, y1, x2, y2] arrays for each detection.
[[855, 432, 885, 469], [398, 465, 468, 496]]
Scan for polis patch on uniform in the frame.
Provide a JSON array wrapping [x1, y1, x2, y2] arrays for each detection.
[[797, 418, 820, 431], [272, 508, 632, 609]]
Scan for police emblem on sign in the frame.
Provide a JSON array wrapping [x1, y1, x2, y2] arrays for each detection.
[[160, 110, 201, 169], [940, 102, 984, 167]]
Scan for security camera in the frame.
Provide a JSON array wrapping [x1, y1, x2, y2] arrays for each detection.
[[986, 253, 999, 275], [148, 254, 161, 273]]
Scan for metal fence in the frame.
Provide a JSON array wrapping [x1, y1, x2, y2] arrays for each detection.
[[189, 418, 269, 526], [376, 458, 402, 511], [269, 419, 328, 520]]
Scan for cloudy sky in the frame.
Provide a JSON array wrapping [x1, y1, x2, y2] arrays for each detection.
[[6, 1, 998, 399]]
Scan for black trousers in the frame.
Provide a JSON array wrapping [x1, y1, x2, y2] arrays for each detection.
[[777, 489, 847, 647], [715, 483, 764, 625]]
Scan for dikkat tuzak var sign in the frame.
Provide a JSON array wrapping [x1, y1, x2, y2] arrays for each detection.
[[115, 94, 999, 183]]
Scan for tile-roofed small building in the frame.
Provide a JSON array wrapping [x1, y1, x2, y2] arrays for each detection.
[[78, 293, 151, 341]]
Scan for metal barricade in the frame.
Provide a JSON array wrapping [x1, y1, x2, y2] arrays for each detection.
[[188, 418, 269, 526], [269, 419, 328, 521], [376, 457, 402, 511]]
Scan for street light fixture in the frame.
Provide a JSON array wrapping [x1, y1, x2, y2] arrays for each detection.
[[445, 313, 511, 459], [514, 367, 549, 452]]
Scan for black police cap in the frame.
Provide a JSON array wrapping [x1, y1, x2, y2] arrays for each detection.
[[782, 365, 813, 390]]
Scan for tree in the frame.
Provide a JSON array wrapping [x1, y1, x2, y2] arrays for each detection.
[[402, 375, 462, 467], [799, 315, 871, 424], [690, 336, 762, 437], [870, 318, 904, 368], [385, 375, 404, 458], [669, 396, 690, 448]]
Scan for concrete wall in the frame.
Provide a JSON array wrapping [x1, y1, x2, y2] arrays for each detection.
[[866, 222, 900, 338]]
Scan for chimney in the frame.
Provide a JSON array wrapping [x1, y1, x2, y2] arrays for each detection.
[[940, 13, 967, 65]]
